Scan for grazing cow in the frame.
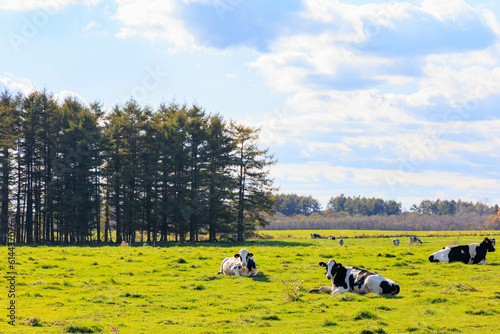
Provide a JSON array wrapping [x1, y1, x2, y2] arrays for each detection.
[[410, 236, 422, 245], [429, 237, 495, 264], [338, 238, 344, 246], [216, 248, 256, 276], [393, 238, 400, 247], [327, 236, 336, 240], [311, 233, 321, 239], [308, 259, 400, 296]]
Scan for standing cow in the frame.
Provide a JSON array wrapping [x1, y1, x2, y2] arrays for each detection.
[[393, 238, 400, 247], [428, 237, 495, 264], [216, 248, 257, 276], [338, 238, 344, 247], [308, 259, 400, 296], [410, 236, 422, 245]]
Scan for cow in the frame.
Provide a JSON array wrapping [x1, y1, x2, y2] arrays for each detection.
[[311, 233, 321, 239], [327, 236, 336, 240], [491, 238, 496, 246], [231, 233, 245, 242], [308, 259, 400, 296], [393, 238, 400, 247], [428, 237, 495, 264], [410, 236, 422, 245], [216, 248, 256, 276], [338, 238, 344, 246]]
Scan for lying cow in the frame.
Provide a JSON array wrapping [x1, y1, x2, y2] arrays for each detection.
[[308, 259, 400, 296], [393, 238, 400, 247], [216, 248, 256, 276], [428, 237, 495, 264]]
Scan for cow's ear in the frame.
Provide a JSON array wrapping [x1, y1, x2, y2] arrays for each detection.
[[319, 262, 327, 267], [234, 254, 240, 258], [248, 253, 253, 257], [336, 263, 342, 268]]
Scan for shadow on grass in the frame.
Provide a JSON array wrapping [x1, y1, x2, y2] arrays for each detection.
[[251, 272, 271, 283], [15, 239, 314, 248]]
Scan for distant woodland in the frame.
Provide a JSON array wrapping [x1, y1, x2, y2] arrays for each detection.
[[0, 90, 276, 244], [269, 194, 500, 231]]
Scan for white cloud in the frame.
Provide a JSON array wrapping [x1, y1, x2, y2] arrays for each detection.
[[0, 73, 89, 107], [0, 0, 102, 11], [0, 73, 35, 95], [112, 0, 197, 52], [83, 21, 96, 31], [272, 162, 500, 191]]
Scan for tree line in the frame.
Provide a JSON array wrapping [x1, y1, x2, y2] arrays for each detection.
[[274, 194, 498, 218], [0, 89, 276, 244]]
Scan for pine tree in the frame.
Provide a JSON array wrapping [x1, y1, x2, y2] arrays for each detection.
[[231, 122, 277, 241]]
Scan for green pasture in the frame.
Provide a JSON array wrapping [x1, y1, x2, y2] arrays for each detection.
[[1, 232, 499, 334]]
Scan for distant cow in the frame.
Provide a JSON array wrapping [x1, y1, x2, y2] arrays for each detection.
[[393, 238, 400, 247], [429, 237, 495, 264], [231, 233, 245, 242], [410, 236, 422, 245], [216, 248, 256, 276], [338, 238, 344, 246], [308, 259, 400, 296], [311, 233, 321, 239], [327, 236, 336, 240], [491, 238, 496, 246]]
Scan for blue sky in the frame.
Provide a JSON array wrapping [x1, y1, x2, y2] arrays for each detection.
[[1, 0, 500, 210]]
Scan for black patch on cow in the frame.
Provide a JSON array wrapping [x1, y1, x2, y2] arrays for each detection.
[[429, 255, 438, 262], [447, 245, 471, 264], [352, 269, 374, 291], [332, 264, 348, 290], [472, 238, 495, 264], [380, 281, 400, 295], [247, 257, 256, 271], [348, 274, 355, 290]]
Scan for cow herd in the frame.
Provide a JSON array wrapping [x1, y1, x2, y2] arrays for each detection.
[[216, 236, 496, 297]]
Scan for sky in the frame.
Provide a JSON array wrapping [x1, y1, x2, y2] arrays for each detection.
[[1, 0, 500, 211]]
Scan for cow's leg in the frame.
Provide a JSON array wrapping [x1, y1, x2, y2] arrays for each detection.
[[331, 287, 348, 295], [307, 286, 333, 293]]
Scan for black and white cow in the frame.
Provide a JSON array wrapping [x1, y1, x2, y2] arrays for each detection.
[[393, 238, 400, 247], [216, 248, 256, 276], [338, 238, 344, 246], [311, 233, 321, 239], [491, 238, 496, 246], [428, 237, 495, 264], [410, 236, 422, 245], [308, 259, 400, 296]]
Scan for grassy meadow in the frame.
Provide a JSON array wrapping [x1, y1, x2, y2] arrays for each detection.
[[2, 231, 499, 334]]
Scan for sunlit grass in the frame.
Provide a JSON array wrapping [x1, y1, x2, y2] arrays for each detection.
[[1, 232, 498, 333]]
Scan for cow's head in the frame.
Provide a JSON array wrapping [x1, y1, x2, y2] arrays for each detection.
[[481, 238, 496, 252], [319, 259, 342, 280], [234, 248, 253, 267]]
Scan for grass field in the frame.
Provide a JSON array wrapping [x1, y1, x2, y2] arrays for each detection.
[[2, 231, 499, 334]]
